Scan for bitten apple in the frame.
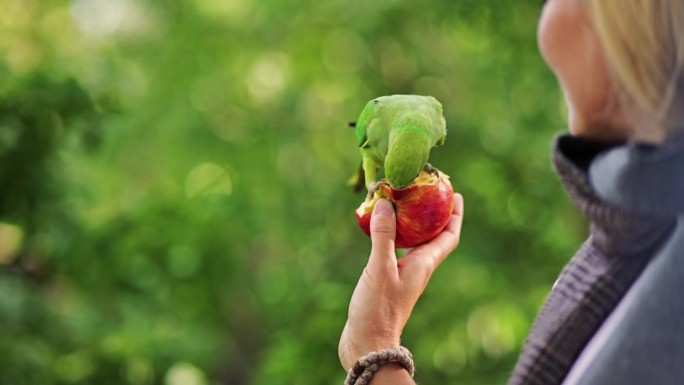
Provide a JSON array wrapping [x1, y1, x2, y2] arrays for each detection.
[[355, 168, 455, 248]]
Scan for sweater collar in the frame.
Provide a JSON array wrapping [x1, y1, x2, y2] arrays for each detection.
[[552, 134, 677, 257], [589, 131, 684, 217]]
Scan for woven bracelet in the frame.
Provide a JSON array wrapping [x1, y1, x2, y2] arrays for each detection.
[[344, 346, 415, 385]]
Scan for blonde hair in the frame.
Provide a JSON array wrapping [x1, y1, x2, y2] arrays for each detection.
[[583, 0, 684, 141]]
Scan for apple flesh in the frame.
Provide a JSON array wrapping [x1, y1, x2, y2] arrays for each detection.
[[355, 168, 455, 248]]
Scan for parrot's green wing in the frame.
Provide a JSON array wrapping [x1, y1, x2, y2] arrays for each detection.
[[354, 99, 377, 148], [346, 100, 377, 191], [356, 98, 391, 189]]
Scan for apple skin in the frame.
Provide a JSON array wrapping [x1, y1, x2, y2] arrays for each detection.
[[355, 169, 455, 248]]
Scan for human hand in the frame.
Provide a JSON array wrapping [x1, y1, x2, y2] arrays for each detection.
[[339, 193, 464, 371]]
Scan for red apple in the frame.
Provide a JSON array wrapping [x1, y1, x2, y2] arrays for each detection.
[[355, 168, 455, 248]]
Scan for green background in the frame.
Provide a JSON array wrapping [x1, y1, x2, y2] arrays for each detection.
[[0, 0, 587, 384]]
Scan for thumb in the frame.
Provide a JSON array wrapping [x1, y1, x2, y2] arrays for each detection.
[[369, 199, 397, 265]]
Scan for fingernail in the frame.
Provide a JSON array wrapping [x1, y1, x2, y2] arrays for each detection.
[[374, 199, 394, 217]]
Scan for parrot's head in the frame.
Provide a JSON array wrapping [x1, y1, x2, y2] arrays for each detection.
[[385, 129, 431, 189]]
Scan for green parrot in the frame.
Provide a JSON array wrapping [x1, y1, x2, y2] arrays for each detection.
[[350, 94, 447, 191]]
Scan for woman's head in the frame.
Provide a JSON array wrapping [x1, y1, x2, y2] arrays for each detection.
[[538, 0, 684, 142]]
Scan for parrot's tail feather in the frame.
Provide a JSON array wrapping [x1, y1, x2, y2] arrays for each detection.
[[347, 162, 366, 193]]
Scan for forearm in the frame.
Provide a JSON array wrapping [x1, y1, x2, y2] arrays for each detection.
[[369, 364, 415, 385]]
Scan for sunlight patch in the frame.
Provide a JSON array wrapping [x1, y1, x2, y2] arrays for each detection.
[[246, 52, 288, 104], [185, 163, 233, 198], [70, 0, 152, 37], [165, 362, 207, 385], [0, 223, 23, 265]]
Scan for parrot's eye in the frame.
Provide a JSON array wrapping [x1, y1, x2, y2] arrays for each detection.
[[373, 99, 379, 104]]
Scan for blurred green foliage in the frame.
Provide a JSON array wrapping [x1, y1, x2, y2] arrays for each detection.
[[0, 0, 587, 384]]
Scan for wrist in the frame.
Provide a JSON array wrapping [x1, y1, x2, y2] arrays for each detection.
[[360, 335, 401, 358], [343, 331, 400, 370], [370, 363, 414, 385]]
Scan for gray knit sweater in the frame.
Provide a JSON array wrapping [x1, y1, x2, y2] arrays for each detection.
[[508, 134, 680, 385]]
